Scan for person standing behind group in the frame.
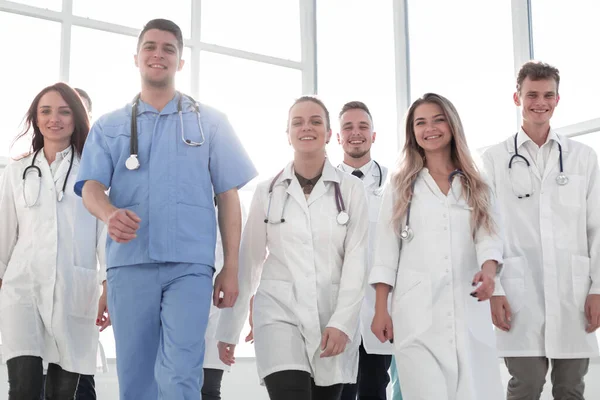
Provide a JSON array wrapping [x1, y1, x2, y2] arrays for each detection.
[[75, 18, 256, 399], [336, 101, 399, 400], [0, 82, 108, 399], [370, 93, 505, 400], [217, 96, 370, 400], [483, 61, 600, 400]]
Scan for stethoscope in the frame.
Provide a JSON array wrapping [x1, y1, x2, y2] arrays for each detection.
[[400, 169, 468, 243], [263, 169, 349, 225], [125, 92, 206, 170], [508, 132, 568, 198], [338, 160, 383, 187], [22, 145, 75, 207]]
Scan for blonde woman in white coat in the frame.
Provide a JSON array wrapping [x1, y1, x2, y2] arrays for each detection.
[[216, 96, 370, 400], [370, 93, 504, 400], [0, 83, 108, 399]]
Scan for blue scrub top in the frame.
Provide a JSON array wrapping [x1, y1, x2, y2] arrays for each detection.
[[75, 93, 257, 269]]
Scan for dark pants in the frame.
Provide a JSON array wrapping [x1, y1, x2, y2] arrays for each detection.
[[76, 375, 96, 400], [341, 341, 392, 400], [264, 370, 344, 400], [201, 368, 224, 400], [505, 357, 589, 400], [40, 374, 96, 400], [7, 356, 79, 400]]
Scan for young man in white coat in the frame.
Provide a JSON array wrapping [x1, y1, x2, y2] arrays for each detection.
[[483, 61, 600, 399], [336, 101, 398, 400]]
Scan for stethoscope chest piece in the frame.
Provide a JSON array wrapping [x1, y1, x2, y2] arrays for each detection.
[[337, 211, 349, 225], [400, 226, 414, 242], [556, 173, 569, 186], [125, 155, 140, 170]]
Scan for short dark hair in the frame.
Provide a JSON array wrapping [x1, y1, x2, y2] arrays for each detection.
[[338, 101, 373, 122], [74, 88, 92, 113], [287, 95, 331, 131], [137, 19, 184, 56], [516, 61, 560, 93]]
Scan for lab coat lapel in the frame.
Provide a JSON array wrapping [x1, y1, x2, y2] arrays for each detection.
[[307, 160, 340, 206], [506, 135, 542, 182], [541, 136, 567, 183], [280, 163, 310, 217]]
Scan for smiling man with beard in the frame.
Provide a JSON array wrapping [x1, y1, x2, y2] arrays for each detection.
[[337, 101, 400, 400]]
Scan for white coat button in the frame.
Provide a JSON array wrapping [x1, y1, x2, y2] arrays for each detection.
[[444, 255, 449, 260], [444, 227, 448, 231], [447, 312, 452, 317], [443, 213, 447, 218]]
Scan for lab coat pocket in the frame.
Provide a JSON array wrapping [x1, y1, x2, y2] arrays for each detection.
[[571, 255, 591, 312], [390, 269, 432, 348], [558, 175, 584, 208], [499, 256, 526, 314], [253, 280, 295, 329], [69, 266, 100, 320]]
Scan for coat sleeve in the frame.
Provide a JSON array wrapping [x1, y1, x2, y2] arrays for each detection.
[[326, 181, 369, 340], [216, 185, 267, 344], [585, 149, 600, 295], [0, 164, 19, 279], [368, 184, 400, 288], [96, 218, 107, 285], [482, 150, 506, 296]]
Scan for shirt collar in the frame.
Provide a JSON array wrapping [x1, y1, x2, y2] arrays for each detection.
[[340, 159, 373, 177], [517, 127, 562, 150]]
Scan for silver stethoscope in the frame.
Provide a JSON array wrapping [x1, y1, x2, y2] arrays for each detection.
[[400, 169, 469, 243], [338, 160, 384, 187], [125, 92, 206, 170], [263, 169, 350, 226], [508, 132, 568, 199], [22, 145, 75, 207]]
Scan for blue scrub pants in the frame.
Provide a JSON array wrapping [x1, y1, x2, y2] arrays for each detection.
[[107, 263, 213, 400], [390, 355, 403, 400]]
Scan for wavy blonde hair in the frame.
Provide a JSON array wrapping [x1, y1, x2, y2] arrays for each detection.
[[391, 93, 494, 237]]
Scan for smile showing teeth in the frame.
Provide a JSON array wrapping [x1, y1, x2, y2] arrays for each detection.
[[149, 64, 166, 69], [349, 140, 364, 144], [300, 136, 315, 141], [424, 135, 441, 140], [48, 127, 62, 131], [532, 109, 547, 113]]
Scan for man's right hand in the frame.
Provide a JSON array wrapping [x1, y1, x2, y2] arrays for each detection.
[[106, 209, 141, 243], [490, 295, 512, 332]]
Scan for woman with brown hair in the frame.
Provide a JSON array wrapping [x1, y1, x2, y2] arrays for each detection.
[[0, 82, 108, 399], [370, 93, 504, 400]]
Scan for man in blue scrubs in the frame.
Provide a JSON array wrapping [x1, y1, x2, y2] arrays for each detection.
[[75, 19, 257, 399]]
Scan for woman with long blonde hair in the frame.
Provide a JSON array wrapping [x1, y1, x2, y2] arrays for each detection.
[[370, 93, 504, 400]]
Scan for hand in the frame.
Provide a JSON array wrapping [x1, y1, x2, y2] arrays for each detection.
[[245, 296, 254, 343], [96, 288, 111, 332], [470, 267, 496, 302], [320, 327, 349, 358], [106, 209, 140, 243], [213, 267, 239, 308], [585, 294, 600, 333], [218, 341, 236, 366], [490, 295, 512, 332], [371, 310, 394, 343]]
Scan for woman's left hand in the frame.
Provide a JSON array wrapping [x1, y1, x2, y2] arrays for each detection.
[[96, 283, 111, 331], [470, 261, 497, 302]]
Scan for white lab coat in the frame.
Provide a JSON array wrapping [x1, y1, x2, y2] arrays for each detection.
[[483, 131, 600, 358], [0, 150, 106, 375], [339, 160, 393, 355], [216, 159, 369, 386], [203, 206, 247, 371], [369, 170, 504, 400]]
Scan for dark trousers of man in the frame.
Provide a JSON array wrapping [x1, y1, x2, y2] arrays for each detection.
[[7, 356, 79, 400], [264, 370, 344, 400], [341, 341, 392, 400], [201, 368, 225, 400], [40, 374, 96, 399]]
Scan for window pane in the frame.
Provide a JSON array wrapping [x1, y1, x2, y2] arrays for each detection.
[[199, 53, 302, 355], [0, 13, 61, 158], [201, 0, 301, 61], [531, 0, 600, 128], [9, 0, 61, 11], [70, 26, 192, 126], [408, 0, 516, 150], [73, 0, 192, 38], [317, 0, 398, 169]]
